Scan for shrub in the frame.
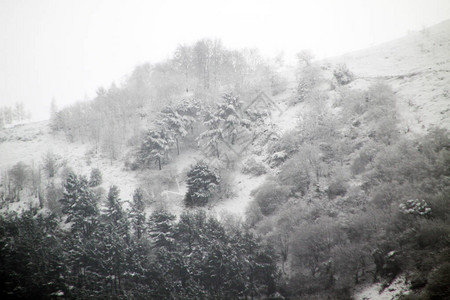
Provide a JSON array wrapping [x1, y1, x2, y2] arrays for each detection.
[[242, 158, 267, 176], [327, 180, 348, 199], [333, 64, 354, 85], [279, 155, 312, 195], [296, 65, 323, 103], [426, 263, 450, 300], [252, 180, 290, 216], [89, 168, 103, 187], [269, 129, 302, 157], [399, 199, 432, 217]]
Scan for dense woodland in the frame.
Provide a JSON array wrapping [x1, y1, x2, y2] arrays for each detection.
[[0, 39, 449, 299]]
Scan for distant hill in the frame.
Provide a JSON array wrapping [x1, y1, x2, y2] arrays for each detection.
[[325, 19, 450, 133]]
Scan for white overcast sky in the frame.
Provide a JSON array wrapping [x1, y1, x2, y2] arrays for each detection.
[[1, 0, 449, 121]]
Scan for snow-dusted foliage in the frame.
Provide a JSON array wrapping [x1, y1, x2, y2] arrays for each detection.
[[399, 199, 432, 216], [197, 93, 250, 158], [333, 63, 354, 85], [137, 127, 172, 170], [88, 167, 103, 187], [60, 172, 99, 237], [184, 161, 220, 207]]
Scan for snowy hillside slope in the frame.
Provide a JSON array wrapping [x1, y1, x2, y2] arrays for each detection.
[[325, 19, 450, 133], [0, 121, 139, 203], [1, 20, 449, 219]]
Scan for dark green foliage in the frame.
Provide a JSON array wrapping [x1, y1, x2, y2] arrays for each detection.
[[59, 172, 99, 237], [0, 209, 67, 299], [184, 162, 220, 207], [0, 187, 278, 299], [426, 263, 450, 300], [130, 187, 146, 240], [148, 210, 176, 250]]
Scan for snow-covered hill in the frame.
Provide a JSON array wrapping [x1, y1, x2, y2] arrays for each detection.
[[325, 19, 450, 133], [1, 20, 449, 220], [0, 121, 139, 205]]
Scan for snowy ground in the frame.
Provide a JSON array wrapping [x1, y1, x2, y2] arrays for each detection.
[[353, 276, 410, 300], [325, 19, 450, 134], [0, 121, 139, 202]]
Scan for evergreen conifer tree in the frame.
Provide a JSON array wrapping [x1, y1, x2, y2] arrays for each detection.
[[184, 162, 220, 207]]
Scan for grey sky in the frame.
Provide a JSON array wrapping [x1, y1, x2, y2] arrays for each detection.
[[1, 0, 449, 121]]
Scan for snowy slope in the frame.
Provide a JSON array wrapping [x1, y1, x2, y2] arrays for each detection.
[[0, 121, 139, 202], [325, 19, 450, 133], [1, 20, 449, 219]]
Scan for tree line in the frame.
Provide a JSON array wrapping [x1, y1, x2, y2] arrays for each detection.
[[0, 172, 279, 299]]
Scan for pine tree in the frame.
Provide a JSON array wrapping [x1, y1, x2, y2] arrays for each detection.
[[100, 185, 130, 297], [60, 172, 99, 238], [160, 106, 186, 155], [184, 162, 220, 207], [130, 187, 146, 240], [147, 210, 176, 250], [197, 109, 223, 158], [138, 127, 172, 170], [216, 93, 245, 145]]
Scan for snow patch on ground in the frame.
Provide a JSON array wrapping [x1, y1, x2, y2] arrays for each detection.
[[212, 172, 265, 217], [353, 276, 410, 300], [0, 121, 139, 202]]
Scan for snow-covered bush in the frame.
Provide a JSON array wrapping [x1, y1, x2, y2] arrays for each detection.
[[333, 64, 354, 85], [327, 179, 348, 199], [251, 180, 290, 216], [296, 65, 323, 104], [241, 158, 267, 176], [268, 151, 288, 168], [399, 199, 431, 216], [278, 154, 312, 195]]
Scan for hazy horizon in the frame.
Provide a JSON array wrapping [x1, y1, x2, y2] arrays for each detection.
[[1, 0, 449, 121]]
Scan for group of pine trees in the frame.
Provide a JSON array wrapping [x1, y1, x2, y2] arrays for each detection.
[[136, 92, 256, 171], [135, 99, 200, 170], [0, 171, 279, 299]]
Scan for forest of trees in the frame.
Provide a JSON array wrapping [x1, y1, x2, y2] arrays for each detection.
[[1, 39, 449, 299], [0, 173, 278, 299], [50, 39, 286, 162]]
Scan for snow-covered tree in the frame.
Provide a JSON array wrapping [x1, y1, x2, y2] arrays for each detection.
[[147, 210, 176, 250], [130, 187, 146, 240], [98, 185, 130, 297], [216, 93, 247, 145], [88, 168, 102, 187], [160, 106, 187, 155], [184, 162, 220, 207], [197, 108, 223, 158], [60, 172, 99, 237], [137, 127, 172, 170]]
